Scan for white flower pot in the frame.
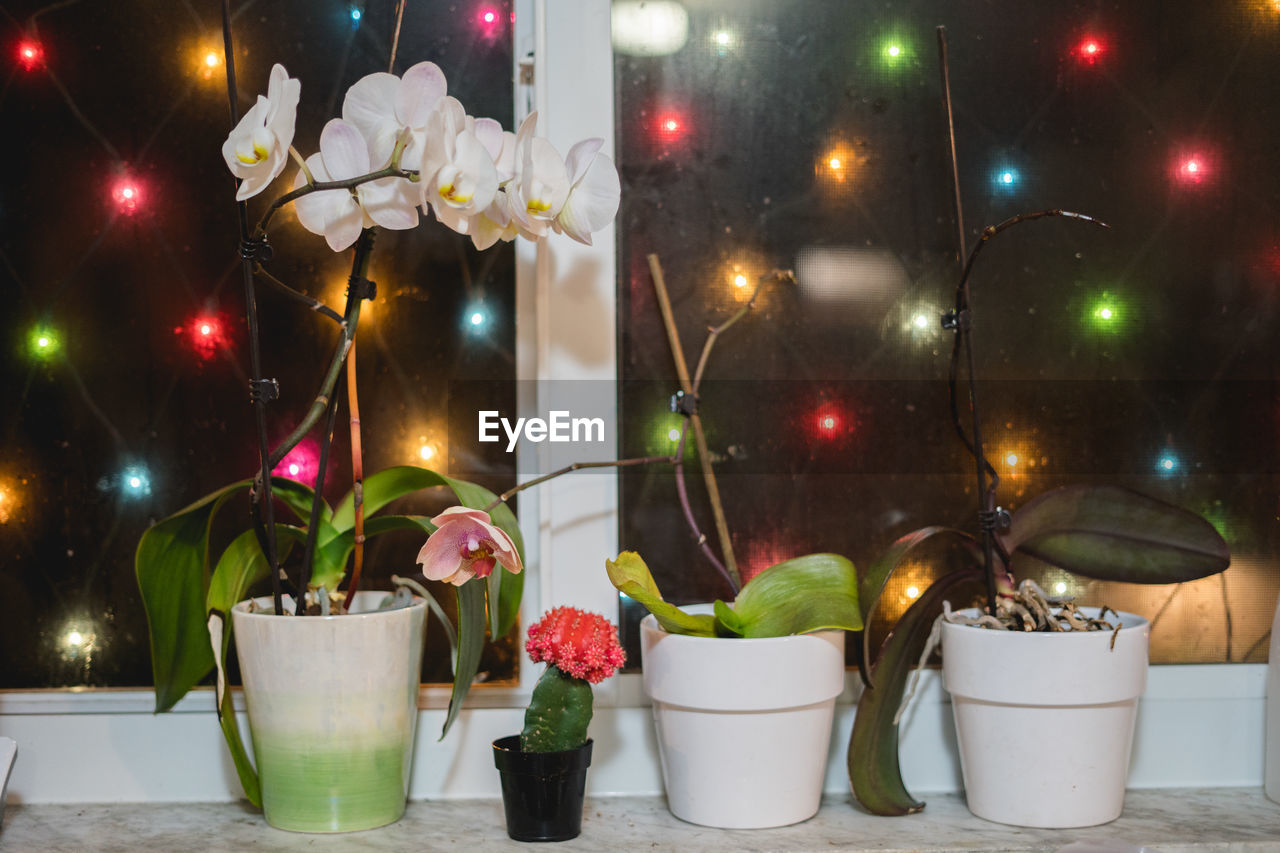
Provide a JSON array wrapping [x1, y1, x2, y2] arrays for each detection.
[[639, 609, 845, 828], [231, 591, 427, 833], [941, 607, 1149, 828], [1264, 597, 1280, 804]]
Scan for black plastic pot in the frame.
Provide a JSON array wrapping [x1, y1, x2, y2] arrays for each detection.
[[492, 735, 592, 842]]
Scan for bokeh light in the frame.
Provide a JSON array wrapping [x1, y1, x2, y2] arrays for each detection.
[[273, 440, 320, 485], [1157, 453, 1180, 476], [112, 177, 143, 214], [28, 326, 60, 361], [993, 167, 1020, 190], [1075, 35, 1106, 64], [17, 39, 44, 70], [121, 465, 152, 497], [175, 313, 230, 361], [1087, 292, 1125, 331]]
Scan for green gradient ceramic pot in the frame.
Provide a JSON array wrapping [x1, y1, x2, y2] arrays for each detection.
[[231, 591, 427, 833]]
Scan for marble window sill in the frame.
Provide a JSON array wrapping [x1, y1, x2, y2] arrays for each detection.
[[3, 788, 1279, 852]]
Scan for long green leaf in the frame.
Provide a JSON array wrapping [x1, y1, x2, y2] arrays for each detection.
[[1002, 484, 1230, 583], [137, 480, 251, 712], [730, 553, 862, 637], [605, 551, 717, 637], [858, 528, 977, 689], [848, 568, 984, 816], [441, 580, 487, 739]]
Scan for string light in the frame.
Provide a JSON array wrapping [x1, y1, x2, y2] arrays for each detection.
[[812, 405, 848, 440], [993, 167, 1020, 190], [1089, 294, 1123, 330], [1054, 581, 1068, 595], [667, 428, 681, 442], [468, 307, 487, 329], [121, 466, 152, 497], [712, 30, 733, 52], [350, 7, 362, 22], [913, 313, 929, 329], [734, 273, 748, 288], [818, 141, 856, 187], [28, 326, 60, 361], [878, 36, 911, 66], [176, 314, 228, 361], [477, 7, 502, 37], [1006, 452, 1019, 467], [1075, 36, 1106, 64], [112, 178, 143, 214], [1173, 149, 1214, 187], [273, 441, 319, 484], [905, 585, 920, 599], [17, 39, 43, 70], [1157, 454, 1179, 475]]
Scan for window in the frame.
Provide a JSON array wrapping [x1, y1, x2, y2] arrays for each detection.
[[1, 0, 522, 688], [613, 0, 1279, 663]]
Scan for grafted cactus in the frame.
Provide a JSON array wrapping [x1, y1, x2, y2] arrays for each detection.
[[519, 607, 625, 753]]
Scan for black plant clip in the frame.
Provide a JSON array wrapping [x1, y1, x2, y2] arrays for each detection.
[[347, 275, 377, 302], [239, 236, 273, 263], [978, 506, 1011, 533], [248, 377, 279, 405], [670, 389, 698, 417], [940, 309, 969, 331]]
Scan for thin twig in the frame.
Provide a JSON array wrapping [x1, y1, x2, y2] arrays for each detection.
[[254, 264, 344, 324], [672, 421, 734, 589], [690, 269, 793, 393], [647, 253, 741, 590], [481, 455, 674, 513]]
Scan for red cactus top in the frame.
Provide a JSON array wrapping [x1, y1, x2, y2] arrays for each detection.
[[525, 606, 626, 684]]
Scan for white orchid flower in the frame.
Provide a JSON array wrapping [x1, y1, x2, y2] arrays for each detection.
[[505, 112, 570, 240], [553, 138, 621, 245], [221, 64, 300, 201], [293, 119, 417, 251], [469, 190, 519, 250], [342, 61, 448, 166], [419, 97, 499, 235]]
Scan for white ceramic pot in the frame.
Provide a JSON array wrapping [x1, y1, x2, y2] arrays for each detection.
[[639, 608, 845, 829], [231, 591, 427, 833], [941, 607, 1149, 829], [1264, 597, 1280, 803]]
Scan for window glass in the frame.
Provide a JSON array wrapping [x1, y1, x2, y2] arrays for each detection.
[[1, 0, 519, 688], [614, 0, 1279, 664]]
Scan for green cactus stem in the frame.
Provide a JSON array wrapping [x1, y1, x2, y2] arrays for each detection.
[[520, 664, 593, 753]]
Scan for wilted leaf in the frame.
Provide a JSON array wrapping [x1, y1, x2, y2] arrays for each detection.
[[605, 551, 717, 636]]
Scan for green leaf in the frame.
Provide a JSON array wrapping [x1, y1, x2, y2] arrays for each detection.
[[712, 599, 745, 637], [858, 528, 978, 688], [848, 568, 984, 816], [270, 477, 331, 526], [604, 551, 717, 637], [207, 528, 296, 616], [729, 553, 862, 638], [441, 579, 487, 740], [1003, 484, 1230, 584], [136, 480, 250, 713]]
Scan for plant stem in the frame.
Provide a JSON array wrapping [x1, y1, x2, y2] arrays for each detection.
[[481, 455, 674, 513], [672, 421, 734, 589], [647, 253, 741, 591], [222, 0, 283, 614], [252, 168, 418, 238], [254, 264, 344, 324], [342, 329, 366, 613], [690, 270, 792, 393]]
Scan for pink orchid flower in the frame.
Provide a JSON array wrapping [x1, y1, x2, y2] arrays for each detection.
[[416, 506, 522, 586]]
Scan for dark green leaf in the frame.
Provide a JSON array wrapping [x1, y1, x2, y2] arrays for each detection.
[[270, 477, 331, 526], [136, 480, 249, 713], [848, 568, 984, 816], [1003, 485, 1230, 584], [441, 580, 487, 740], [857, 528, 978, 688], [730, 553, 862, 638], [604, 551, 717, 637]]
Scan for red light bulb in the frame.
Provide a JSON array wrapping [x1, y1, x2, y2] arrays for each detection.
[[112, 179, 142, 214], [17, 39, 43, 70], [1075, 36, 1105, 64], [175, 314, 228, 360]]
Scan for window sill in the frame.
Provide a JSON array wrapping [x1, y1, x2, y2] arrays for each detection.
[[5, 788, 1280, 851]]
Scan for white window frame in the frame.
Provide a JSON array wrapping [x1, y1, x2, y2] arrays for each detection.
[[0, 1, 1268, 805]]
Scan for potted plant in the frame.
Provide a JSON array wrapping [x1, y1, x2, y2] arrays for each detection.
[[492, 607, 626, 842], [845, 211, 1231, 828], [134, 20, 620, 832], [606, 550, 860, 829]]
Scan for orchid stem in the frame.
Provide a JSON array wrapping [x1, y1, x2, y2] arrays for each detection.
[[342, 328, 366, 614], [648, 253, 741, 592], [481, 455, 674, 513], [254, 264, 344, 324], [252, 167, 418, 238]]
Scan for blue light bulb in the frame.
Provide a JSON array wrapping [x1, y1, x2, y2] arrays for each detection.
[[350, 7, 362, 22]]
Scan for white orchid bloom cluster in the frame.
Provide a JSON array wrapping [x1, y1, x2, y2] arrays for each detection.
[[221, 62, 620, 252]]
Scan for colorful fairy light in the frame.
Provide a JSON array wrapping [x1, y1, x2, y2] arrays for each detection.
[[468, 308, 487, 329], [905, 585, 920, 599], [477, 7, 502, 37], [878, 36, 911, 66], [667, 427, 681, 442], [734, 273, 748, 288], [176, 314, 229, 361], [1054, 581, 1068, 595], [28, 326, 60, 361], [993, 167, 1020, 190], [112, 178, 142, 214], [913, 313, 930, 329], [273, 441, 320, 484], [1075, 36, 1105, 64], [1172, 149, 1214, 187], [121, 466, 152, 497], [350, 7, 362, 21], [812, 405, 847, 439], [1089, 293, 1123, 330], [17, 39, 43, 70], [1157, 454, 1179, 475]]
